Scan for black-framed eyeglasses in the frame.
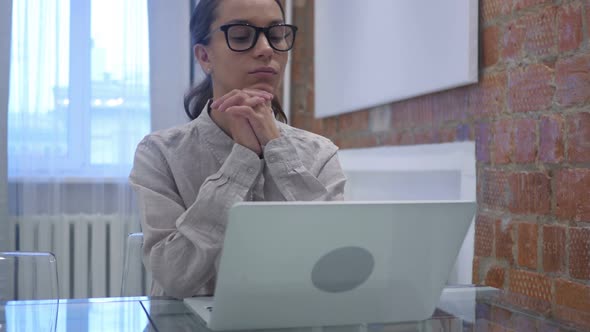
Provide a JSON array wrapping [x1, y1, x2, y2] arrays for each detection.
[[213, 23, 298, 52]]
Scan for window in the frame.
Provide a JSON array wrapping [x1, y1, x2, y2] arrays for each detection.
[[8, 0, 150, 178]]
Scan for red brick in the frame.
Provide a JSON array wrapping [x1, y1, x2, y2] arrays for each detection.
[[489, 312, 515, 330], [473, 256, 481, 284], [483, 25, 501, 67], [517, 222, 538, 269], [542, 225, 566, 273], [508, 269, 552, 302], [539, 114, 564, 163], [492, 119, 513, 164], [554, 305, 590, 331], [566, 112, 590, 163], [555, 279, 590, 329], [556, 54, 590, 107], [291, 111, 311, 130], [306, 87, 314, 114], [511, 313, 538, 332], [500, 287, 552, 318], [587, 2, 590, 38], [470, 72, 507, 117], [293, 2, 313, 55], [496, 219, 515, 264], [476, 122, 492, 163], [480, 169, 510, 211], [558, 2, 583, 52], [513, 0, 552, 11], [500, 323, 517, 331], [337, 110, 369, 133], [390, 102, 412, 130], [486, 267, 506, 290], [310, 119, 323, 135], [569, 227, 590, 279], [409, 99, 433, 128], [430, 89, 469, 124], [302, 5, 314, 61], [482, 0, 512, 22], [413, 130, 436, 145], [336, 134, 377, 150], [381, 131, 414, 146], [507, 64, 555, 113], [522, 7, 558, 56], [322, 117, 338, 139], [508, 172, 551, 215], [439, 127, 457, 143], [502, 21, 525, 61], [476, 301, 493, 321], [475, 214, 496, 257], [381, 131, 398, 146], [491, 306, 513, 329], [555, 278, 590, 313], [398, 131, 414, 145], [291, 60, 304, 84], [556, 169, 590, 221], [513, 118, 537, 163]]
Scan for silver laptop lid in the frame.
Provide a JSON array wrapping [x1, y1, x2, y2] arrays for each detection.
[[208, 201, 476, 330]]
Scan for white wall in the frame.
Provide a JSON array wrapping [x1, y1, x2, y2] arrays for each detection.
[[148, 0, 193, 131], [314, 0, 478, 118], [338, 142, 476, 285], [0, 0, 12, 251]]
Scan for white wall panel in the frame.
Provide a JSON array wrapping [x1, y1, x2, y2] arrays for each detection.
[[315, 0, 478, 118]]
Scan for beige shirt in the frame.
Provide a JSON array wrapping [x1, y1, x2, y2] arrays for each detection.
[[129, 107, 347, 298]]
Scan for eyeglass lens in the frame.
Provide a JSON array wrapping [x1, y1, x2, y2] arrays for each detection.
[[226, 25, 294, 51]]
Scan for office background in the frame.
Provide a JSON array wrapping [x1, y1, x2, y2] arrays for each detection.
[[289, 0, 590, 327], [0, 0, 589, 329]]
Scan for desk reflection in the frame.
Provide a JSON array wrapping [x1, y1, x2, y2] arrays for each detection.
[[1, 297, 149, 332], [1, 287, 587, 332]]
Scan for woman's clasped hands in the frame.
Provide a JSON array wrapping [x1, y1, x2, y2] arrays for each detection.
[[210, 88, 281, 156]]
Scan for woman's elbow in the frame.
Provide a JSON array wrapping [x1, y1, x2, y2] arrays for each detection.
[[150, 258, 202, 298], [148, 244, 214, 298]]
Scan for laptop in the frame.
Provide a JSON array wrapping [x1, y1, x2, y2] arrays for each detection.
[[184, 201, 476, 330]]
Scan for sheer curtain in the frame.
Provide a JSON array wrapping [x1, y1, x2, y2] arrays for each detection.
[[0, 0, 13, 303], [7, 0, 150, 299]]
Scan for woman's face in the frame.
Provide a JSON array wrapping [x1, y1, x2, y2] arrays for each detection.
[[199, 0, 289, 98]]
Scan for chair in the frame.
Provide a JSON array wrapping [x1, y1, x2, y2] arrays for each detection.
[[121, 232, 152, 296], [0, 251, 59, 331]]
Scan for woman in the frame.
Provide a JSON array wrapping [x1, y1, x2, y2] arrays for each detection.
[[129, 0, 347, 298]]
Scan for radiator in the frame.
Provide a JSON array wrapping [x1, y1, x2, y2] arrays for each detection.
[[8, 214, 143, 299]]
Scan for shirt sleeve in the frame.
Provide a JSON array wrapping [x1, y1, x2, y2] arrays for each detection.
[[129, 138, 263, 298], [262, 135, 347, 201]]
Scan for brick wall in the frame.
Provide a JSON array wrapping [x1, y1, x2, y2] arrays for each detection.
[[291, 0, 590, 328]]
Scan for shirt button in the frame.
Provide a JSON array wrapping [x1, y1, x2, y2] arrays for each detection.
[[247, 167, 255, 174], [269, 156, 277, 162]]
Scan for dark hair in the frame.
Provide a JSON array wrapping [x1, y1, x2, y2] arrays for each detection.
[[184, 0, 288, 123]]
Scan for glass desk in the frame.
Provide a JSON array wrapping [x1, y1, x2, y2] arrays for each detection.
[[1, 285, 586, 332]]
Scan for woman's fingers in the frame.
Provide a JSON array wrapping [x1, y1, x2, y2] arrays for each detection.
[[215, 93, 247, 112], [218, 95, 266, 113], [212, 88, 280, 147], [210, 89, 239, 109], [242, 89, 273, 100], [224, 105, 258, 119], [211, 89, 272, 109], [229, 116, 262, 156]]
